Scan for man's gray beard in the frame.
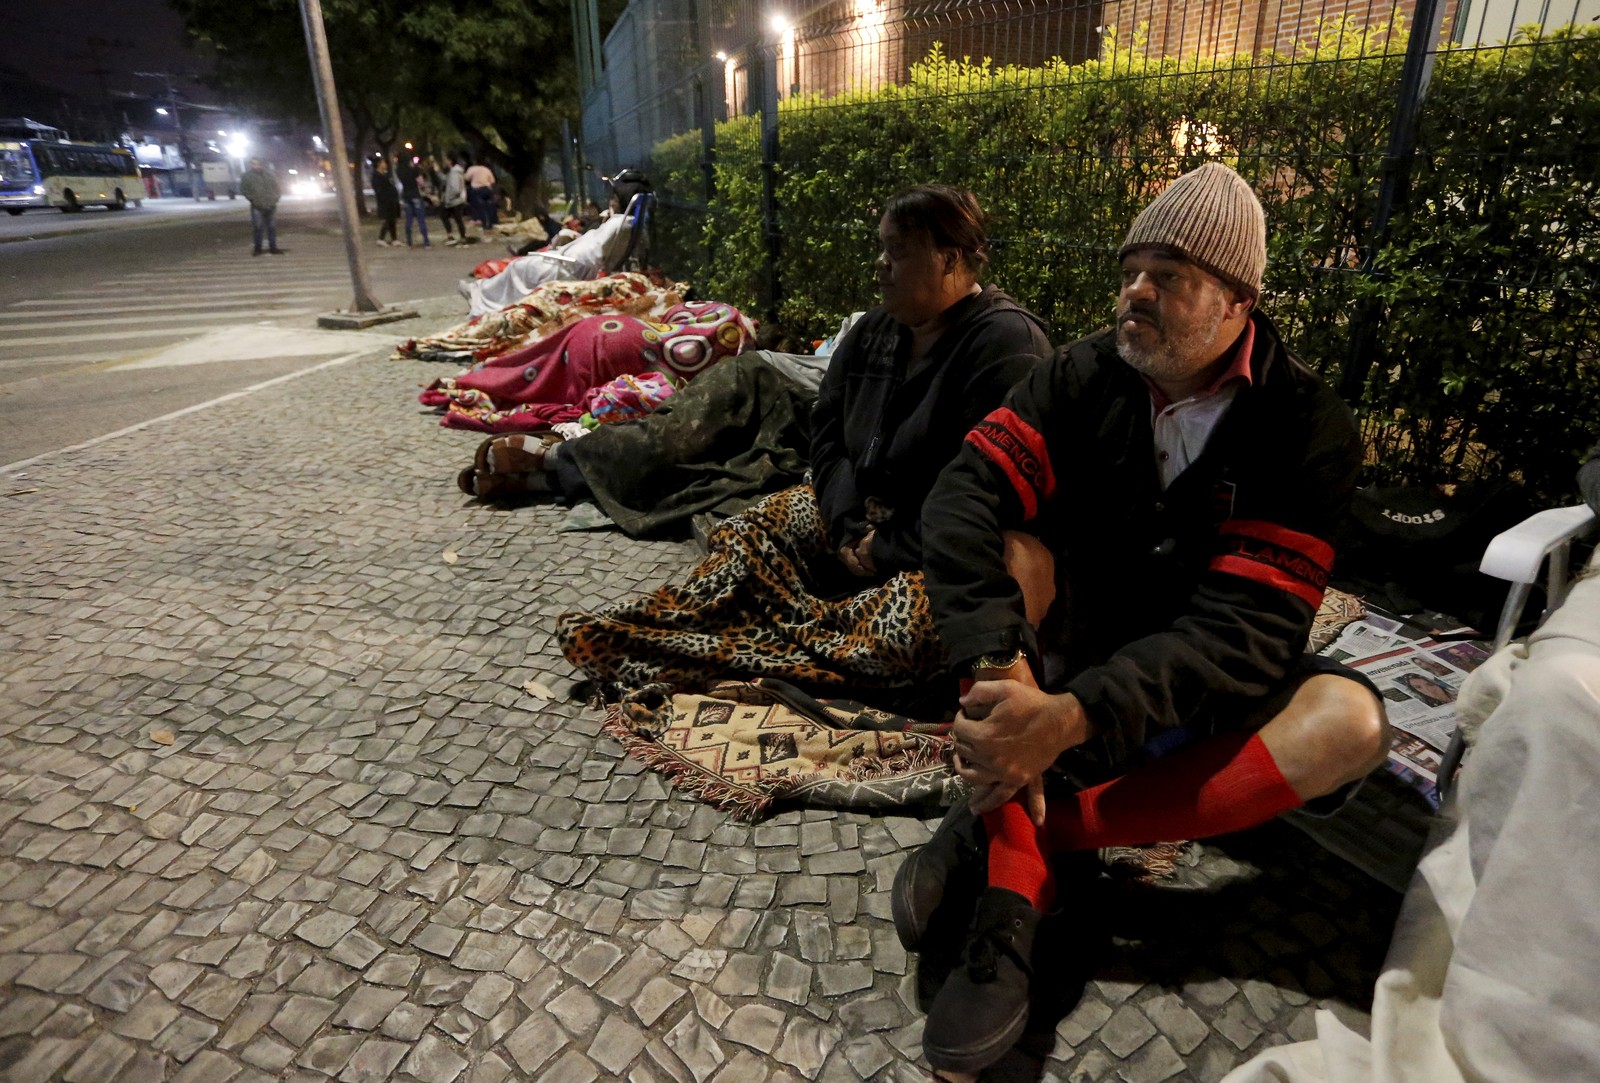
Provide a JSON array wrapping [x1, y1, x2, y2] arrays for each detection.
[[1116, 292, 1228, 384]]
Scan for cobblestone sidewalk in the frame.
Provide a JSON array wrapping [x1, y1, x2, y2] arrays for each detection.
[[0, 320, 1402, 1083]]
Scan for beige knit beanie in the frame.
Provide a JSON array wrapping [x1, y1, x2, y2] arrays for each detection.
[[1119, 162, 1267, 298]]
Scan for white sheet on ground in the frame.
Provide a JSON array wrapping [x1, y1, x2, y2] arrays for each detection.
[[465, 212, 633, 317], [1223, 556, 1600, 1083]]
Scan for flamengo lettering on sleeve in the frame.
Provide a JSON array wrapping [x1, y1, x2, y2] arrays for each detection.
[[1208, 519, 1333, 609], [965, 407, 1055, 521]]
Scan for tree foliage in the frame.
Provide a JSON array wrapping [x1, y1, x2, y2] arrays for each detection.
[[650, 20, 1600, 500], [169, 0, 605, 206]]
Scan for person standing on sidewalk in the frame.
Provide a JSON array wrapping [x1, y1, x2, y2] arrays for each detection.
[[372, 156, 400, 247], [440, 154, 469, 245], [239, 158, 284, 256], [464, 156, 498, 230], [395, 155, 432, 248]]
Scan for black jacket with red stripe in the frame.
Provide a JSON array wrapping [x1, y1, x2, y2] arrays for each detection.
[[922, 310, 1361, 765], [810, 286, 1051, 574]]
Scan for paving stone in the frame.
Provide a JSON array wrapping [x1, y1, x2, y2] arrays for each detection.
[[412, 924, 464, 958], [184, 974, 251, 1021], [564, 940, 624, 987], [1214, 997, 1268, 1051], [549, 985, 604, 1036], [331, 986, 408, 1030], [365, 953, 421, 987], [294, 911, 360, 949], [1141, 992, 1209, 1055], [1099, 1002, 1158, 1058], [171, 1049, 242, 1083], [816, 962, 873, 997], [721, 1003, 786, 1054], [153, 1014, 219, 1062], [380, 1002, 433, 1042], [843, 1033, 894, 1078], [337, 1038, 409, 1082], [764, 953, 813, 1005], [289, 961, 360, 999], [691, 986, 733, 1030], [773, 1016, 841, 1078], [60, 1032, 136, 1083], [297, 1033, 363, 1076], [504, 1011, 568, 1075], [402, 1033, 469, 1083], [540, 1048, 601, 1083], [271, 995, 338, 1046], [462, 973, 516, 1019], [664, 1012, 725, 1083], [619, 974, 683, 1027], [588, 1013, 649, 1075]]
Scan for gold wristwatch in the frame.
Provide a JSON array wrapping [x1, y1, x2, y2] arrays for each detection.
[[969, 648, 1025, 675]]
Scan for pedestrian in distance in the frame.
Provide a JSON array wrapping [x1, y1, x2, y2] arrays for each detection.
[[395, 155, 431, 248], [464, 156, 498, 230], [239, 158, 284, 256], [372, 156, 400, 247], [441, 154, 469, 245]]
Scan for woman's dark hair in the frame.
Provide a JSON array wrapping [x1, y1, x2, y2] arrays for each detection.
[[883, 185, 990, 272]]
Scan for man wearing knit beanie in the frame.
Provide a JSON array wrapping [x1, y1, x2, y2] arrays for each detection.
[[895, 163, 1389, 1081]]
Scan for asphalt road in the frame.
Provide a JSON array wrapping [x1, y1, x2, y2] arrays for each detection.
[[0, 194, 496, 466]]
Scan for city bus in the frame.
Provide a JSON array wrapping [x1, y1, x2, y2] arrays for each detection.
[[0, 139, 143, 214]]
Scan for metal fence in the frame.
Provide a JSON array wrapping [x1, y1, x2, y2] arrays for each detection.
[[574, 0, 1600, 497]]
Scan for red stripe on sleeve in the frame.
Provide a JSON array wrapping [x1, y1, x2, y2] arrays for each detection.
[[1219, 519, 1334, 571], [1209, 554, 1326, 608], [986, 408, 1056, 500], [966, 428, 1038, 519]]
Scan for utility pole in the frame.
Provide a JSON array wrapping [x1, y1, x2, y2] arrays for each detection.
[[296, 0, 382, 314], [134, 71, 198, 200]]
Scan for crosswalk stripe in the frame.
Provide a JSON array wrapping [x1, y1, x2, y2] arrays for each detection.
[[0, 309, 320, 332], [2, 296, 331, 318], [0, 318, 317, 348], [26, 284, 347, 301], [114, 273, 352, 284]]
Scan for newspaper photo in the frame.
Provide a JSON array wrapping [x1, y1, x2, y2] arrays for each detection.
[[1319, 619, 1492, 800]]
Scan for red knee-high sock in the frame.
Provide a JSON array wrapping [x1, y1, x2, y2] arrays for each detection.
[[1046, 733, 1304, 852], [982, 799, 1054, 910]]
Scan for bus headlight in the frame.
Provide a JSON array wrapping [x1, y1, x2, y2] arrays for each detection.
[[32, 185, 45, 194]]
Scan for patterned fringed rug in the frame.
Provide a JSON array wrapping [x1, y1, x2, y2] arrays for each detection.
[[603, 678, 955, 821]]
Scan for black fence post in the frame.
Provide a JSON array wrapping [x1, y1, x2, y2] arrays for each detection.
[[1340, 0, 1449, 403], [559, 118, 578, 212], [698, 66, 718, 269], [757, 43, 782, 324]]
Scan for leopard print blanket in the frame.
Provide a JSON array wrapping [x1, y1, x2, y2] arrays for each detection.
[[557, 485, 947, 699]]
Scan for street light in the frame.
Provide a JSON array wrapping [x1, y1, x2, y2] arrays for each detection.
[[155, 107, 169, 116]]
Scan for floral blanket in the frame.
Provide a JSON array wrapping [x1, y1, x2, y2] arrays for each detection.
[[392, 272, 683, 363], [420, 301, 758, 433]]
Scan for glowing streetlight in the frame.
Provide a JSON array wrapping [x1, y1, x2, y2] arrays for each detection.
[[226, 135, 250, 160], [155, 107, 169, 116], [769, 14, 790, 33], [715, 50, 728, 61]]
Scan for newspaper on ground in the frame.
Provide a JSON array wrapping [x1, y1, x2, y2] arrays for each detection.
[[1319, 614, 1492, 806]]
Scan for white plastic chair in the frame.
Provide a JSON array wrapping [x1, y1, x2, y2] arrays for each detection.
[[1479, 503, 1598, 651], [1434, 502, 1598, 794]]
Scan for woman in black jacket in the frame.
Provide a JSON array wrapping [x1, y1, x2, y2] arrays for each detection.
[[371, 156, 400, 247], [558, 185, 1051, 698]]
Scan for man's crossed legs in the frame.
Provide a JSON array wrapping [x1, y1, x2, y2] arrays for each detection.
[[897, 534, 1392, 1080]]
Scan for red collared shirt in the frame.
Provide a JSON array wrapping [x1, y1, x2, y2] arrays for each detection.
[[1148, 321, 1254, 490]]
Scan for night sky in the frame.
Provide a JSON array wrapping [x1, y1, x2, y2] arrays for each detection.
[[1, 0, 207, 109]]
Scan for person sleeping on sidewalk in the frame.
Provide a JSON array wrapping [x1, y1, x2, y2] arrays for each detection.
[[549, 185, 1053, 702], [895, 163, 1394, 1082]]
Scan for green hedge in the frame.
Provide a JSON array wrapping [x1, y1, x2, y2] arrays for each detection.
[[650, 19, 1600, 499]]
